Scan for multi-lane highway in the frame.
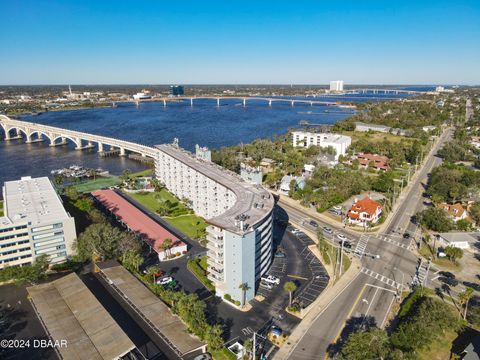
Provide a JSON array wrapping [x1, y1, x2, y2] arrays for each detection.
[[277, 127, 453, 359]]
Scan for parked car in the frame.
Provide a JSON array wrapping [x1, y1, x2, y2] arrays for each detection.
[[462, 281, 480, 291], [439, 276, 459, 287], [156, 276, 174, 285], [309, 220, 319, 228], [260, 281, 273, 290], [194, 354, 212, 360], [329, 209, 341, 215], [336, 234, 348, 242], [261, 275, 280, 285], [333, 205, 342, 211], [274, 250, 286, 258], [403, 233, 410, 239], [323, 227, 333, 234], [440, 271, 455, 279]]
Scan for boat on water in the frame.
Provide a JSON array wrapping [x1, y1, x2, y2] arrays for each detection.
[[133, 92, 152, 100]]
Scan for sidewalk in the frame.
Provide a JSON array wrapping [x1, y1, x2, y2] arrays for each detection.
[[273, 256, 362, 360]]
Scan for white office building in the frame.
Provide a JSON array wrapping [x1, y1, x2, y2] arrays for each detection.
[[0, 177, 77, 269], [329, 80, 344, 92], [291, 131, 351, 159], [155, 144, 274, 303]]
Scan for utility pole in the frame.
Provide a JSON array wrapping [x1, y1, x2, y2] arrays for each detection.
[[339, 240, 344, 277]]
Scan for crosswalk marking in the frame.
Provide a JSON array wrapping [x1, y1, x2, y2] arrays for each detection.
[[354, 235, 369, 257], [376, 234, 409, 249], [360, 267, 401, 290]]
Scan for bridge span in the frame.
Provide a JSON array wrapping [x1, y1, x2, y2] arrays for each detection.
[[0, 115, 157, 158], [106, 95, 340, 108]]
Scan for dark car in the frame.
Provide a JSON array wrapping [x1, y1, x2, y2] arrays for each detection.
[[403, 233, 410, 239], [323, 226, 333, 234], [462, 281, 480, 291], [439, 276, 459, 287], [342, 241, 352, 249], [439, 271, 455, 279], [309, 220, 319, 228]]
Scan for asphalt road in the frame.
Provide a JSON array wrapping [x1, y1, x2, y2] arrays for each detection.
[[283, 128, 454, 359]]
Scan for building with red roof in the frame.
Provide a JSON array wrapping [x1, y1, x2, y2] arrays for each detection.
[[357, 153, 390, 171], [91, 189, 187, 260], [347, 196, 383, 226]]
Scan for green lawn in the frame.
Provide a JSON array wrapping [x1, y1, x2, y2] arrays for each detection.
[[131, 169, 154, 178], [126, 190, 208, 239], [211, 348, 236, 360], [187, 256, 215, 292]]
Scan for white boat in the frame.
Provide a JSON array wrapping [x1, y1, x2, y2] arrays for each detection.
[[133, 92, 152, 100]]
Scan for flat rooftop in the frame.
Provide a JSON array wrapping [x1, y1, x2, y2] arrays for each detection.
[[156, 144, 274, 233], [2, 176, 70, 226], [27, 272, 136, 360], [91, 189, 185, 251], [96, 261, 205, 357]]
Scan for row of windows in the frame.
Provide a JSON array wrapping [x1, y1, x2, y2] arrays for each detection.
[[0, 225, 28, 234], [0, 254, 31, 264], [0, 246, 31, 257], [0, 239, 30, 249], [32, 230, 64, 241], [31, 223, 63, 233], [34, 244, 66, 255], [0, 232, 29, 242]]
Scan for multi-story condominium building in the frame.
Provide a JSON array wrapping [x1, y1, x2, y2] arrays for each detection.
[[0, 176, 76, 269], [329, 80, 344, 92], [155, 144, 274, 303], [291, 131, 351, 160]]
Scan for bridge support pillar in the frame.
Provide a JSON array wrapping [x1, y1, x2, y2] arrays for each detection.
[[163, 99, 166, 107], [217, 98, 220, 107], [120, 147, 126, 156], [291, 100, 294, 107], [310, 101, 313, 106], [135, 101, 139, 107], [268, 100, 272, 107], [98, 143, 104, 153], [243, 98, 246, 107], [190, 98, 193, 107], [4, 131, 11, 140]]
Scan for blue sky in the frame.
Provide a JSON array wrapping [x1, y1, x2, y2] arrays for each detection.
[[1, 0, 479, 85]]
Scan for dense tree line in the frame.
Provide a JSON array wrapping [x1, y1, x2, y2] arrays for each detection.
[[338, 291, 461, 360]]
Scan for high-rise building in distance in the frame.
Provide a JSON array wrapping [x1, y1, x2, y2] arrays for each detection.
[[170, 85, 184, 96], [329, 80, 344, 92]]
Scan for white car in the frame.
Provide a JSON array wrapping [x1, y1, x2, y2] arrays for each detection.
[[261, 275, 280, 285], [336, 234, 348, 242], [156, 276, 173, 285], [260, 281, 273, 290]]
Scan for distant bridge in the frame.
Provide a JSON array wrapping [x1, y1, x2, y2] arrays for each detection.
[[0, 115, 157, 158], [105, 96, 340, 108], [340, 88, 426, 95]]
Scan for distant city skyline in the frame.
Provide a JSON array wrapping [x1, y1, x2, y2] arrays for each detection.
[[1, 0, 479, 85]]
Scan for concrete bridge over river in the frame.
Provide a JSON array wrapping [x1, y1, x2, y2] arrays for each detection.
[[0, 115, 157, 158]]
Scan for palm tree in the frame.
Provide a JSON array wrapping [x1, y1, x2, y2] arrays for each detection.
[[458, 287, 474, 320], [146, 265, 161, 284], [284, 281, 297, 307], [239, 282, 250, 307], [160, 238, 174, 258]]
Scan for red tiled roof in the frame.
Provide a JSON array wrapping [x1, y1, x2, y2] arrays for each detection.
[[438, 202, 465, 218], [357, 153, 389, 163], [91, 190, 185, 252], [348, 197, 382, 216]]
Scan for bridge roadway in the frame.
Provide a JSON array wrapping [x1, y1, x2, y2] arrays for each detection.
[[0, 115, 157, 158], [105, 95, 340, 107]]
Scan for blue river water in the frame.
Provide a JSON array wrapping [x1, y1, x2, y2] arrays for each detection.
[[0, 91, 427, 185]]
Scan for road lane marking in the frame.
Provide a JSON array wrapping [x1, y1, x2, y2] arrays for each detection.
[[288, 274, 309, 280], [324, 284, 367, 360]]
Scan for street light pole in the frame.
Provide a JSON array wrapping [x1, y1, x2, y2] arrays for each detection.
[[339, 239, 344, 277]]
